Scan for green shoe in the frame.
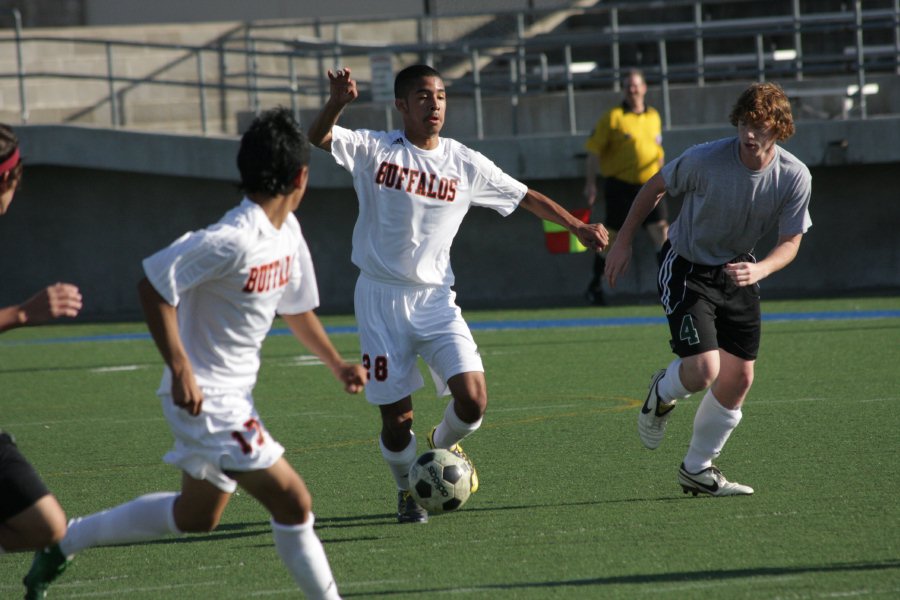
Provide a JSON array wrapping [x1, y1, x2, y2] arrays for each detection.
[[23, 544, 70, 600], [428, 426, 479, 493]]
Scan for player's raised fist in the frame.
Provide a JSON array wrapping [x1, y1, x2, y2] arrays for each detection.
[[327, 67, 358, 105]]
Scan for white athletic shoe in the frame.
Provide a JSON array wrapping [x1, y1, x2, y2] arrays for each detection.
[[638, 369, 675, 449], [678, 464, 754, 497]]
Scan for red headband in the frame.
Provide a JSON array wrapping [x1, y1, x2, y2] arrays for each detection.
[[0, 148, 20, 174]]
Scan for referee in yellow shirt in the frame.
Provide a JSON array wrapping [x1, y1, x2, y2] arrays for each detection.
[[583, 69, 667, 305]]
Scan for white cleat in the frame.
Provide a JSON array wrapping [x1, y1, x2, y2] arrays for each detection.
[[638, 369, 675, 449], [678, 464, 754, 497]]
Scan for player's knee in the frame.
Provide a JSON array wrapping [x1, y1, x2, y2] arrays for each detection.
[[683, 355, 718, 390], [174, 510, 221, 533], [274, 489, 313, 526]]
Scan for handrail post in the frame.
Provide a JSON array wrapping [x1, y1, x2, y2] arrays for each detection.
[[694, 1, 705, 86], [657, 38, 671, 130], [611, 7, 621, 92], [105, 41, 119, 127], [9, 8, 28, 123], [792, 0, 804, 81], [470, 48, 483, 140], [196, 49, 208, 135], [756, 33, 765, 82], [564, 44, 576, 135], [854, 0, 867, 118]]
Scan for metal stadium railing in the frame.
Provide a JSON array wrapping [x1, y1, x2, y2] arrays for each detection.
[[0, 0, 897, 137]]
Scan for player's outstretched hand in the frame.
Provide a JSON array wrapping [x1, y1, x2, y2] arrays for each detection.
[[327, 67, 359, 106], [604, 241, 631, 288], [20, 282, 82, 325], [577, 222, 609, 253], [336, 362, 367, 394]]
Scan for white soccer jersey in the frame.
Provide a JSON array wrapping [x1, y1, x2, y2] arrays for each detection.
[[143, 198, 319, 392], [330, 126, 528, 286]]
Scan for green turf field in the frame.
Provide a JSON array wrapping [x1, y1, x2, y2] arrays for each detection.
[[1, 297, 898, 598]]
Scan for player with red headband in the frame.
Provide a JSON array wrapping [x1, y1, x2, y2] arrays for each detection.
[[0, 123, 83, 561]]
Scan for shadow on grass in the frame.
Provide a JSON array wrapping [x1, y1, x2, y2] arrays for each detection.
[[108, 514, 400, 548], [341, 559, 900, 597]]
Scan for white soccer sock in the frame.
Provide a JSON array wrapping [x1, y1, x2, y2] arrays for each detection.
[[59, 492, 180, 556], [683, 390, 742, 473], [657, 358, 692, 404], [271, 515, 341, 600], [379, 433, 417, 490], [432, 400, 482, 449]]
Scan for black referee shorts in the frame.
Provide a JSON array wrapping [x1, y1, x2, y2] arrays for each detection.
[[657, 240, 761, 361], [0, 431, 51, 521], [603, 176, 668, 231]]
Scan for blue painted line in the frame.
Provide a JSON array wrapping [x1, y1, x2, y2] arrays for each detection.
[[2, 310, 898, 346]]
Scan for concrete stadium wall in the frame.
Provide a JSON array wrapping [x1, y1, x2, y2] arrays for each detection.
[[2, 120, 899, 321]]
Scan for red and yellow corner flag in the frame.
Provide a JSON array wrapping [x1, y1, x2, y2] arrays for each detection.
[[542, 208, 592, 254]]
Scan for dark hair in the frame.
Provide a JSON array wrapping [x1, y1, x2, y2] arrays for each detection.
[[237, 107, 310, 196], [0, 123, 23, 186], [394, 64, 442, 99], [729, 82, 795, 141]]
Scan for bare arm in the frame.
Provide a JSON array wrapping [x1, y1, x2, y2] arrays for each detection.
[[281, 311, 366, 394], [137, 277, 203, 415], [307, 67, 359, 151], [519, 188, 609, 251], [604, 171, 667, 288], [724, 233, 803, 287], [0, 283, 82, 334]]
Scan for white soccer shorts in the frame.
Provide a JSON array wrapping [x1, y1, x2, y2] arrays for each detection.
[[160, 388, 285, 493], [354, 276, 484, 406]]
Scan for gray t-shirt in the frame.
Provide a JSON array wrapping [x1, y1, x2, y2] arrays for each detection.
[[662, 137, 812, 265]]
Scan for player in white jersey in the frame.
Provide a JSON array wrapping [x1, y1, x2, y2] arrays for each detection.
[[24, 108, 367, 600], [605, 82, 812, 497], [308, 64, 609, 523]]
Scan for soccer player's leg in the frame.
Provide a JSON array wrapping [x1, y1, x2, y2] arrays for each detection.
[[679, 282, 760, 497], [642, 253, 718, 449], [430, 372, 485, 493], [356, 277, 428, 522], [232, 459, 340, 598], [420, 301, 486, 495], [378, 399, 428, 524]]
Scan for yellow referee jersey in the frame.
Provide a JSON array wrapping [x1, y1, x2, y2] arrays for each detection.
[[584, 104, 664, 185]]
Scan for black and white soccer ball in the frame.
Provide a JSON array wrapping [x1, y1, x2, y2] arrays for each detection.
[[408, 448, 473, 514]]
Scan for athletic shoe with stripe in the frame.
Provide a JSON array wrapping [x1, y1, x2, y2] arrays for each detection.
[[397, 490, 428, 524], [428, 426, 479, 493], [678, 463, 754, 497], [638, 369, 676, 449], [23, 544, 70, 600]]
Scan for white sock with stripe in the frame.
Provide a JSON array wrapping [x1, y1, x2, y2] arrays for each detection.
[[271, 514, 340, 599], [59, 492, 180, 556], [379, 433, 417, 490], [683, 390, 742, 473], [657, 358, 692, 404], [432, 400, 482, 449]]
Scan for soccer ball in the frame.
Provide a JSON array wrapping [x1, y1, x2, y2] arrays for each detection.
[[408, 448, 473, 514]]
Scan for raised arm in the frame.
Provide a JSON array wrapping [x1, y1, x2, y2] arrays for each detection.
[[519, 188, 609, 252], [604, 171, 667, 288], [281, 310, 366, 394], [138, 277, 203, 416], [307, 68, 360, 151], [0, 283, 82, 333]]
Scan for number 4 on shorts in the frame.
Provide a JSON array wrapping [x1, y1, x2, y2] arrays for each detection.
[[679, 315, 700, 346]]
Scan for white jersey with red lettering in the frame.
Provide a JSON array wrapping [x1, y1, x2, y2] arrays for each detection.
[[142, 198, 319, 393], [329, 125, 528, 287]]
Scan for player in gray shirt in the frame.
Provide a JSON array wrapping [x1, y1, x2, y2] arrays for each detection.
[[605, 82, 812, 496]]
